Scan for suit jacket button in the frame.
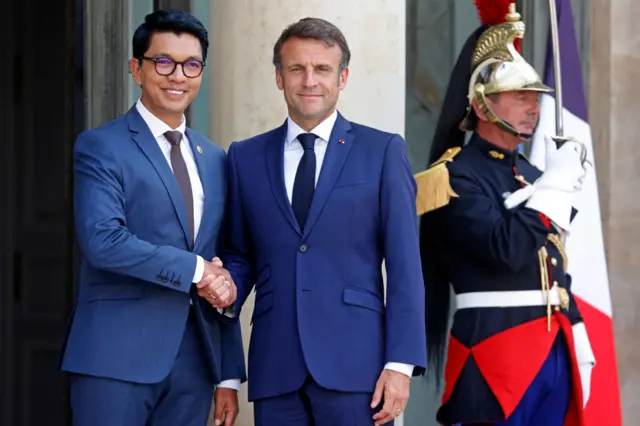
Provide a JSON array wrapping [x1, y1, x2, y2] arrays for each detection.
[[173, 281, 181, 288], [162, 276, 169, 283], [299, 244, 308, 253], [157, 275, 163, 281]]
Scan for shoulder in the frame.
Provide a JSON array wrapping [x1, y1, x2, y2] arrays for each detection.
[[348, 120, 401, 146], [74, 115, 129, 155], [229, 126, 282, 154], [415, 145, 478, 215]]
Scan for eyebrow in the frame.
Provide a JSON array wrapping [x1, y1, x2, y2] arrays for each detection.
[[150, 52, 203, 62], [288, 63, 333, 69]]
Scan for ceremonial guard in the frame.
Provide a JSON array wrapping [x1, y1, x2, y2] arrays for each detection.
[[416, 2, 595, 425]]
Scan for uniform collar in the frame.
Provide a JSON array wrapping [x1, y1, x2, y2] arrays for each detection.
[[468, 133, 520, 166]]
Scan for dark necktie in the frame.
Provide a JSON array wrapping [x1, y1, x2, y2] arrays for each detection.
[[291, 133, 317, 232], [164, 130, 194, 244]]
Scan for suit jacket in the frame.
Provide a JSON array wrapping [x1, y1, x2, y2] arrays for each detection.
[[59, 105, 246, 385], [223, 112, 426, 401]]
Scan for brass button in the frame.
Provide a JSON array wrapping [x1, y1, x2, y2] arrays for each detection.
[[553, 281, 559, 287], [551, 258, 558, 266]]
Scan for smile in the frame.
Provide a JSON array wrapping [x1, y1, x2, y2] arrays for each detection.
[[165, 89, 185, 95]]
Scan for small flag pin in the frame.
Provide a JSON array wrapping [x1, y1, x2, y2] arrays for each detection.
[[197, 146, 203, 153], [338, 139, 345, 144]]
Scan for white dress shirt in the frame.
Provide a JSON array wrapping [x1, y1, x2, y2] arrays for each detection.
[[285, 111, 415, 378], [135, 100, 240, 391]]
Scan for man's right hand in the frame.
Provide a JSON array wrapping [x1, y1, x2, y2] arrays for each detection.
[[535, 136, 589, 193], [196, 258, 237, 308]]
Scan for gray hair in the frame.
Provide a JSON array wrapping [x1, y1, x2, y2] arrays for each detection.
[[273, 17, 351, 72]]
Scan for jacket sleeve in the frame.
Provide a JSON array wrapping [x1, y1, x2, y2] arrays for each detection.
[[221, 142, 256, 314], [441, 167, 556, 272], [219, 319, 247, 383], [380, 134, 427, 374], [73, 130, 197, 292]]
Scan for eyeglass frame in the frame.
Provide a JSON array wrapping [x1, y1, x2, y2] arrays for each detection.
[[138, 56, 206, 78]]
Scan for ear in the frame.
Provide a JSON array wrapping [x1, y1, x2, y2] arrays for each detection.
[[338, 67, 349, 90], [130, 58, 143, 86], [471, 98, 487, 121], [275, 67, 284, 91], [472, 95, 498, 122]]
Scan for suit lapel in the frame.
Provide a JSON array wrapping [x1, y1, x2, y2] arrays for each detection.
[[127, 107, 192, 249], [265, 122, 302, 235], [303, 114, 354, 237], [186, 129, 209, 250]]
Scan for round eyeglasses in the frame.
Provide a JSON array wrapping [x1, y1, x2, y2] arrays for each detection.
[[140, 56, 205, 78]]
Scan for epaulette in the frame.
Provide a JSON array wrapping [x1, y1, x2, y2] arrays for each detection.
[[414, 147, 461, 215]]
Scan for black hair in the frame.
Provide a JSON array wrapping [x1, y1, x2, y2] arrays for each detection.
[[132, 9, 209, 62]]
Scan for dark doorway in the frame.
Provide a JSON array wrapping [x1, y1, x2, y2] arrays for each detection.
[[1, 0, 82, 424]]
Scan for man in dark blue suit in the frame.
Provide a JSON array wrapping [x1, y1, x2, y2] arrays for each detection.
[[220, 17, 426, 426], [59, 10, 245, 426]]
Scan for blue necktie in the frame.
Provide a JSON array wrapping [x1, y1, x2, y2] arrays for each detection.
[[292, 133, 317, 232]]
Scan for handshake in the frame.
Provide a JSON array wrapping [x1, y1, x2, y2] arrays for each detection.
[[504, 135, 591, 231], [196, 257, 237, 309]]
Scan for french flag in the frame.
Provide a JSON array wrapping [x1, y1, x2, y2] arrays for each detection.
[[529, 0, 622, 424]]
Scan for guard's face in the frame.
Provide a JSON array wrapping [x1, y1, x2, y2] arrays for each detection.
[[488, 91, 541, 136], [276, 37, 348, 127], [130, 32, 204, 125]]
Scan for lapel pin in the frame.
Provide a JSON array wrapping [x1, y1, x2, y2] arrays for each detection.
[[338, 139, 345, 144], [197, 145, 203, 153]]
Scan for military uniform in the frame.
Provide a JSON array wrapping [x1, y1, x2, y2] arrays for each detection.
[[416, 2, 594, 426]]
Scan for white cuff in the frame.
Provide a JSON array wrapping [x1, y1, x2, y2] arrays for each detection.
[[572, 322, 596, 366], [192, 256, 205, 283], [217, 305, 236, 318], [384, 362, 414, 377], [217, 379, 241, 391], [525, 187, 573, 230]]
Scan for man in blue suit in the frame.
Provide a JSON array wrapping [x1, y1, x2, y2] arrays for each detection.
[[221, 17, 427, 426], [59, 10, 245, 426]]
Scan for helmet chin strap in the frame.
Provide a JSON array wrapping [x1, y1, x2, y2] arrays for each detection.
[[495, 119, 534, 140]]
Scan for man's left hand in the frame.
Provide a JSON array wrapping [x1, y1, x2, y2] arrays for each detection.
[[213, 387, 239, 426], [371, 369, 410, 425]]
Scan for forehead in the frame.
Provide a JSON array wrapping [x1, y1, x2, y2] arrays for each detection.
[[280, 37, 342, 65], [500, 90, 540, 100], [146, 32, 203, 60]]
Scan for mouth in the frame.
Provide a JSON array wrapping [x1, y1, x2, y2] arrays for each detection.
[[164, 89, 187, 97]]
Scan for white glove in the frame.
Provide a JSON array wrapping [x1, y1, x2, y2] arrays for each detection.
[[534, 136, 589, 192], [578, 363, 593, 408], [572, 322, 596, 408], [505, 137, 588, 230]]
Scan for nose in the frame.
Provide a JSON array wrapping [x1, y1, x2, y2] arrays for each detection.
[[303, 69, 317, 87], [169, 64, 188, 82]]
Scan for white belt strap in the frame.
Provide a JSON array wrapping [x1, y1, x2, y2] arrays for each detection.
[[455, 287, 565, 310]]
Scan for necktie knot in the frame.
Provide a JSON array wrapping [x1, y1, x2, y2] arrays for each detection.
[[165, 130, 183, 146], [297, 133, 317, 151]]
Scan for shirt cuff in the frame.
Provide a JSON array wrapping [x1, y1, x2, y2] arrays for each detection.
[[384, 362, 414, 377], [217, 379, 241, 391], [216, 305, 236, 318], [192, 255, 205, 283]]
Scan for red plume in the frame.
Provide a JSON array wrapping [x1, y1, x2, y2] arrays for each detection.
[[473, 0, 521, 52]]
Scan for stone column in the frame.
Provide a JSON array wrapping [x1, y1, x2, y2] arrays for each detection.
[[590, 0, 640, 423], [208, 2, 405, 425]]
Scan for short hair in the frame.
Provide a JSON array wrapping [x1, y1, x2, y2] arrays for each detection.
[[132, 9, 209, 62], [273, 17, 351, 71]]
